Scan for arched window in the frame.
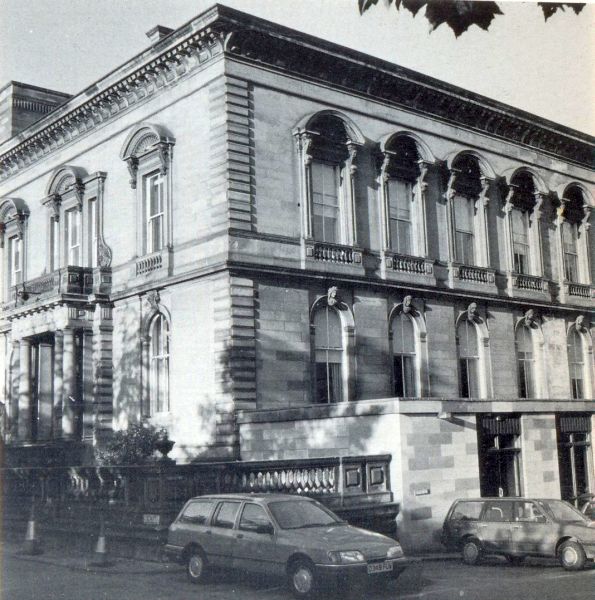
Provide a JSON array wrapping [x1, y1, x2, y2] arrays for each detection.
[[457, 320, 479, 398], [392, 312, 416, 397], [313, 306, 343, 403], [516, 326, 535, 399], [149, 314, 170, 414], [0, 198, 29, 299], [568, 328, 585, 400], [559, 185, 591, 285], [511, 207, 530, 274], [295, 113, 362, 249], [120, 124, 174, 275]]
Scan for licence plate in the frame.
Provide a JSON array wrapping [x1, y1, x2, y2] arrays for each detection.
[[367, 561, 393, 575]]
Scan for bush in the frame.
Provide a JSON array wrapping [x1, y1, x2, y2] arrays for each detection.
[[96, 424, 168, 466]]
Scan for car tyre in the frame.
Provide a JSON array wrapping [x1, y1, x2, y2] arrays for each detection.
[[505, 555, 526, 566], [559, 541, 586, 571], [288, 559, 317, 599], [186, 548, 208, 584], [461, 538, 482, 566]]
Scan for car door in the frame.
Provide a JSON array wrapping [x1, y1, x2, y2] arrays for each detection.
[[208, 500, 243, 568], [510, 500, 550, 555], [169, 499, 215, 554], [231, 502, 284, 576], [478, 500, 513, 554]]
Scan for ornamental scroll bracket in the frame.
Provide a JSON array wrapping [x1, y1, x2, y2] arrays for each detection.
[[293, 129, 318, 167], [42, 193, 62, 221]]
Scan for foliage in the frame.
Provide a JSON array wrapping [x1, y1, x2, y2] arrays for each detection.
[[96, 423, 168, 465], [358, 0, 585, 37]]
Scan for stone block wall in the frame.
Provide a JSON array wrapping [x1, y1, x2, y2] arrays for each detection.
[[521, 414, 561, 497]]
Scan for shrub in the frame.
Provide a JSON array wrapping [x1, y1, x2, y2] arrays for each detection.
[[96, 424, 168, 466]]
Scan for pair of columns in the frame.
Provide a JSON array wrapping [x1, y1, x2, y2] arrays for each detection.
[[16, 328, 80, 442]]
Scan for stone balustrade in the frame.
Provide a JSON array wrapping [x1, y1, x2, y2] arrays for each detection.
[[135, 251, 164, 275]]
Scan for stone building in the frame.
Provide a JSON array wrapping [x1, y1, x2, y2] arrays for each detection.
[[0, 5, 593, 550]]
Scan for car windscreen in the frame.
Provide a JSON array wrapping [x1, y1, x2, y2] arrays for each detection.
[[540, 500, 588, 523], [268, 500, 342, 529]]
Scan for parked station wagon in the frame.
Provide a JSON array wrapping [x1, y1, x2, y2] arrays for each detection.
[[442, 497, 595, 570], [165, 493, 409, 597]]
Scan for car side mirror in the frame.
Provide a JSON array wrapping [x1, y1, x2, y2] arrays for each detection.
[[256, 523, 274, 535]]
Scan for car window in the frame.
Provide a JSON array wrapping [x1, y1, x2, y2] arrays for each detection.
[[239, 504, 272, 532], [514, 501, 545, 522], [213, 501, 241, 529], [180, 500, 214, 525], [449, 501, 484, 521], [540, 500, 589, 523], [268, 499, 342, 529], [482, 501, 513, 522]]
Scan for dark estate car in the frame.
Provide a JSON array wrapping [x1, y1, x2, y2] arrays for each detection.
[[164, 493, 409, 597], [442, 497, 595, 570]]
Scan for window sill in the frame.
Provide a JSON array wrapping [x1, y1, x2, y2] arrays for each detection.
[[447, 262, 497, 293], [505, 272, 551, 301], [381, 250, 435, 285], [133, 247, 172, 279], [302, 239, 365, 275], [559, 280, 594, 307]]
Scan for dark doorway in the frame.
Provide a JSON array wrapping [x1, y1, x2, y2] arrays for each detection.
[[478, 415, 522, 497], [30, 333, 55, 442], [557, 414, 591, 505]]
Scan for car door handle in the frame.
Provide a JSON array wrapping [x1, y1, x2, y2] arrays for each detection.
[[236, 533, 244, 539], [512, 525, 522, 530], [478, 524, 487, 528]]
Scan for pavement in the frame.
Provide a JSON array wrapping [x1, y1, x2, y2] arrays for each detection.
[[2, 539, 455, 575]]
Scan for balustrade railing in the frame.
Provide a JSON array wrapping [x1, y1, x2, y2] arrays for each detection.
[[450, 263, 495, 285], [567, 282, 591, 298], [385, 251, 432, 275], [136, 251, 163, 275], [512, 273, 548, 292], [306, 241, 362, 265], [9, 266, 93, 305]]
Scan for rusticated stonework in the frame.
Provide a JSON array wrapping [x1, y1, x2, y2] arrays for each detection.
[[0, 5, 592, 182]]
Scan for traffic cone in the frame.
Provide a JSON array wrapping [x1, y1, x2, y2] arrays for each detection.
[[90, 515, 111, 567], [23, 500, 42, 555]]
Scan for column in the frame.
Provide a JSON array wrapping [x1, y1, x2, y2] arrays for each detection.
[[444, 170, 458, 263], [9, 340, 20, 440], [82, 330, 94, 439], [17, 339, 31, 441], [53, 331, 63, 438], [476, 177, 492, 267], [532, 192, 547, 277], [417, 161, 431, 257], [346, 141, 360, 247], [37, 341, 53, 440], [61, 328, 76, 438]]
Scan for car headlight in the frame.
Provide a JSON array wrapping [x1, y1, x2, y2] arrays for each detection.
[[328, 550, 366, 564], [387, 545, 404, 559]]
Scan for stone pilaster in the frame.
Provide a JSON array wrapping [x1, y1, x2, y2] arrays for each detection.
[[17, 338, 31, 441], [92, 304, 113, 441], [61, 328, 76, 438]]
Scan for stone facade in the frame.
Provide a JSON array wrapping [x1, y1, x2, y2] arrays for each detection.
[[0, 5, 594, 551]]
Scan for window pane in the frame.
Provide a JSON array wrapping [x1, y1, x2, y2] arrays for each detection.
[[562, 222, 579, 282], [454, 195, 473, 232], [457, 321, 478, 357], [239, 504, 271, 531], [314, 308, 342, 350], [568, 329, 584, 400], [516, 327, 535, 398], [387, 179, 413, 254], [214, 502, 241, 529], [312, 162, 340, 243]]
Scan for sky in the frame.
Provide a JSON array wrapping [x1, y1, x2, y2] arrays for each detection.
[[0, 0, 593, 135]]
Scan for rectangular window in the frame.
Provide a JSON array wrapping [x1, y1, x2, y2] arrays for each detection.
[[387, 179, 413, 255], [89, 198, 98, 267], [511, 208, 530, 274], [315, 358, 342, 404], [517, 353, 535, 399], [453, 195, 475, 264], [65, 209, 81, 266], [311, 161, 340, 243], [562, 222, 579, 282], [9, 236, 22, 286], [144, 172, 165, 254]]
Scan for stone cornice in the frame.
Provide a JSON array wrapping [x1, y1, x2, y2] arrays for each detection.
[[0, 4, 593, 182]]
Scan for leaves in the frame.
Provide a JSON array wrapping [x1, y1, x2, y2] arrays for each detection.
[[538, 2, 585, 21], [360, 0, 586, 36], [96, 423, 168, 465]]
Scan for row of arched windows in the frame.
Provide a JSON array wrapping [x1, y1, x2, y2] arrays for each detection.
[[312, 299, 591, 404], [295, 111, 593, 286]]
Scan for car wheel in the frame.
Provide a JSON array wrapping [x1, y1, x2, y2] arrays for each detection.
[[186, 548, 208, 584], [505, 555, 526, 566], [461, 538, 482, 565], [288, 559, 317, 598], [559, 541, 586, 571]]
